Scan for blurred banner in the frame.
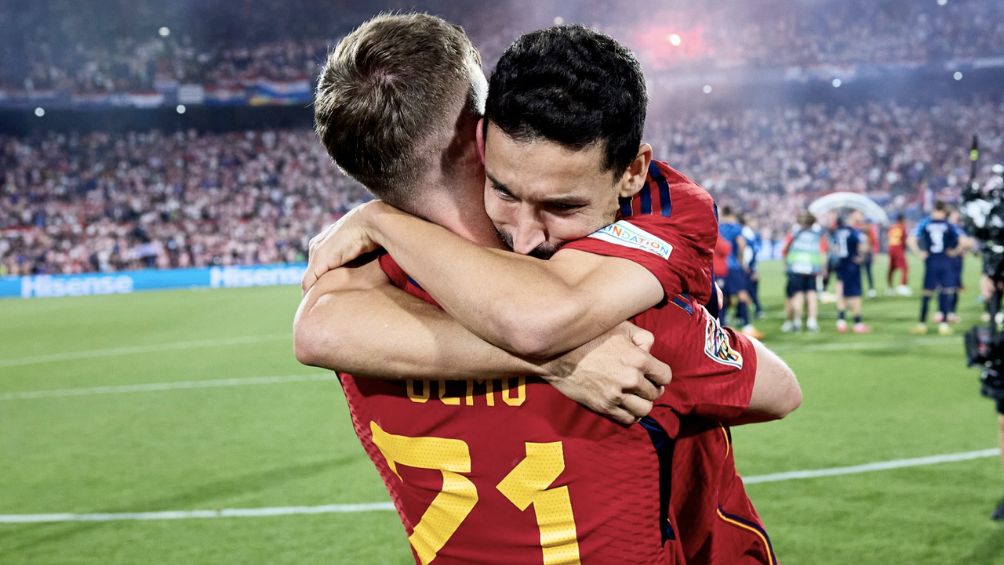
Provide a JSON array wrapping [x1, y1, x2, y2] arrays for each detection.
[[0, 263, 306, 299]]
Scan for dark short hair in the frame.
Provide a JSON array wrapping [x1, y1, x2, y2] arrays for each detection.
[[934, 200, 948, 212], [314, 13, 481, 205], [485, 25, 647, 175]]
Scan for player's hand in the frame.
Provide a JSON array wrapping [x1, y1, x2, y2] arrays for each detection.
[[543, 322, 672, 426], [302, 201, 387, 293]]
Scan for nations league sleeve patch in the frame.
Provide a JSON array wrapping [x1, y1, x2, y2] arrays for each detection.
[[587, 220, 673, 260], [704, 314, 744, 369]]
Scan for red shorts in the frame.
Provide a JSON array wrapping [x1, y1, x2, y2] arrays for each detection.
[[668, 420, 777, 564], [889, 249, 907, 270]]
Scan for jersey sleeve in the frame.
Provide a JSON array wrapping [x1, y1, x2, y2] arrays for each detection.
[[640, 298, 757, 424], [561, 187, 718, 304], [378, 253, 408, 288], [378, 253, 440, 306]]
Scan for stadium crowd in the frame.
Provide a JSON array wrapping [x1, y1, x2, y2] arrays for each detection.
[[2, 0, 1002, 94], [3, 97, 1002, 276], [0, 129, 369, 275], [649, 98, 1004, 236]]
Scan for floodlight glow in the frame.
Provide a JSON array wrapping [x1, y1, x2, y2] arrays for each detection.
[[553, 16, 564, 25], [953, 71, 963, 80], [832, 78, 842, 88], [159, 26, 170, 37], [176, 104, 186, 114], [703, 84, 713, 94], [669, 34, 682, 46], [34, 107, 45, 117]]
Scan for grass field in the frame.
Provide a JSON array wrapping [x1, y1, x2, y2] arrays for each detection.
[[2, 256, 1002, 564]]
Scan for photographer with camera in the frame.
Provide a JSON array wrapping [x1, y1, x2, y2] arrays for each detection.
[[959, 136, 1004, 520]]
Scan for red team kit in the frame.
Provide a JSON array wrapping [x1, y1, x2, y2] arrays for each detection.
[[339, 161, 776, 564]]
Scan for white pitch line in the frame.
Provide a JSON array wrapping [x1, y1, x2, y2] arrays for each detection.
[[0, 334, 289, 369], [744, 447, 1000, 484], [0, 373, 338, 400], [0, 448, 996, 524], [772, 335, 956, 353], [0, 503, 396, 524]]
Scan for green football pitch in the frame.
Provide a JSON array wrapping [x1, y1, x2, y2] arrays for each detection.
[[2, 257, 1003, 564]]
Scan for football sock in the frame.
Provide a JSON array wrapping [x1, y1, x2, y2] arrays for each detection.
[[854, 315, 862, 324], [920, 296, 930, 323], [949, 293, 958, 314], [737, 302, 749, 326], [838, 310, 846, 321], [938, 292, 950, 318]]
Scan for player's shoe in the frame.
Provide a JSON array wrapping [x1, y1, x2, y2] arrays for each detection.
[[852, 323, 871, 334], [836, 319, 848, 333], [909, 323, 928, 335], [996, 312, 1004, 326], [932, 312, 944, 324], [806, 320, 820, 333], [947, 313, 961, 324], [992, 499, 1004, 521], [742, 325, 765, 339], [867, 289, 877, 299], [897, 285, 912, 297], [982, 312, 992, 323], [938, 323, 954, 336], [780, 321, 795, 333]]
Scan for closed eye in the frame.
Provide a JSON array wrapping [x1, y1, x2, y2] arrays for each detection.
[[494, 186, 517, 202], [546, 202, 584, 215]]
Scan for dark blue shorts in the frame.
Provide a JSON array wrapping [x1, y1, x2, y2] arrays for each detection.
[[786, 273, 817, 297], [949, 260, 963, 289], [838, 264, 862, 297], [723, 269, 748, 297], [923, 260, 956, 291]]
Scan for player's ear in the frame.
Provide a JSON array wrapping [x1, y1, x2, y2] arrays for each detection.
[[617, 143, 653, 199], [475, 118, 486, 164]]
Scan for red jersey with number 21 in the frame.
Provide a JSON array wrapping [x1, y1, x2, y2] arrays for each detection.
[[337, 159, 762, 564]]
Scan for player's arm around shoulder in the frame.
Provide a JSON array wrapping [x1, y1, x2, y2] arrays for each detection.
[[736, 337, 802, 424], [293, 257, 673, 422], [293, 258, 393, 370], [651, 301, 801, 424], [292, 258, 508, 379], [495, 248, 664, 359]]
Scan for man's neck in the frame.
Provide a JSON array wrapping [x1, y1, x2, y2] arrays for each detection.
[[409, 172, 501, 249]]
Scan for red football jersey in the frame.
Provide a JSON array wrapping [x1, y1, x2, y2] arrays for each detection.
[[670, 421, 778, 564], [714, 236, 732, 278], [564, 161, 773, 563], [336, 257, 758, 564], [562, 160, 718, 305], [887, 223, 906, 251]]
